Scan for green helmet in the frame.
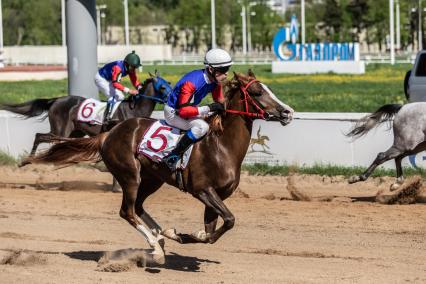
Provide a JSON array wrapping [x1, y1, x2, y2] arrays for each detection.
[[124, 50, 141, 68]]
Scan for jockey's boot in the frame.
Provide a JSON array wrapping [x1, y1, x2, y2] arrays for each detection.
[[163, 132, 195, 171], [103, 102, 113, 124]]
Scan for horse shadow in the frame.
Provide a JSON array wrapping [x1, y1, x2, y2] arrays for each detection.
[[64, 249, 220, 273]]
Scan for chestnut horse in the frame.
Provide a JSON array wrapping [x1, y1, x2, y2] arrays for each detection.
[[25, 70, 294, 264]]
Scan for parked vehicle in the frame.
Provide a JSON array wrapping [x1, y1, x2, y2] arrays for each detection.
[[405, 50, 426, 102]]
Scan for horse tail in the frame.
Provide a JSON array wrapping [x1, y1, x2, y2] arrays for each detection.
[[1, 98, 58, 119], [23, 132, 109, 166], [346, 104, 403, 139]]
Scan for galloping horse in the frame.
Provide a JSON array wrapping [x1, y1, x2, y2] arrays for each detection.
[[25, 70, 294, 264], [1, 71, 171, 160], [346, 102, 426, 190]]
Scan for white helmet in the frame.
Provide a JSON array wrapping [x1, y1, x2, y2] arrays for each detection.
[[204, 48, 233, 68]]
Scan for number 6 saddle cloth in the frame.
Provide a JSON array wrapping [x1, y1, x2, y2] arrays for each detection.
[[77, 98, 122, 125], [137, 120, 194, 169]]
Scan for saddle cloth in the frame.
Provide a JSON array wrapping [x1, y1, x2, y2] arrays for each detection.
[[137, 120, 193, 169], [77, 98, 122, 125]]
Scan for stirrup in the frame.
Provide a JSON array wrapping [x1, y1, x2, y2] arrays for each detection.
[[163, 154, 180, 171]]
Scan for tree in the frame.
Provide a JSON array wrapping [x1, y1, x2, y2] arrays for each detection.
[[322, 0, 342, 42]]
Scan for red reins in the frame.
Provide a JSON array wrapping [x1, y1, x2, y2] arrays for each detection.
[[224, 79, 267, 119]]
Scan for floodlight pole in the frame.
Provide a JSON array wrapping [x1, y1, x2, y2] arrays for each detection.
[[390, 0, 395, 64], [124, 0, 129, 46], [241, 5, 247, 55], [211, 0, 216, 49]]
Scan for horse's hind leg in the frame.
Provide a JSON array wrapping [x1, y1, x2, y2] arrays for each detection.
[[111, 160, 165, 264], [390, 156, 405, 191], [134, 177, 166, 245], [349, 146, 403, 184], [19, 133, 58, 167]]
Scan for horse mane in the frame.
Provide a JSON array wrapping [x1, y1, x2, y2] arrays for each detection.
[[208, 73, 253, 135]]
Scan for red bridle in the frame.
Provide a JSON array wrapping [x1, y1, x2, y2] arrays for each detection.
[[224, 79, 268, 119]]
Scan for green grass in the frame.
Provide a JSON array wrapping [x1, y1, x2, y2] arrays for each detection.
[[242, 163, 426, 178], [0, 63, 411, 112], [0, 150, 18, 166]]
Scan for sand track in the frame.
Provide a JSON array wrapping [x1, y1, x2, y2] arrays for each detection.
[[0, 165, 425, 283]]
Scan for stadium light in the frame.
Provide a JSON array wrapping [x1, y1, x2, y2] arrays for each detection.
[[96, 4, 107, 45], [419, 0, 422, 50], [241, 5, 247, 55], [124, 0, 129, 46], [301, 0, 305, 45], [247, 2, 257, 54], [61, 0, 66, 47], [390, 0, 395, 64], [211, 0, 216, 49]]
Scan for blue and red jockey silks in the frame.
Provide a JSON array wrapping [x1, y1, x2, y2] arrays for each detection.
[[98, 60, 140, 92], [167, 69, 223, 118]]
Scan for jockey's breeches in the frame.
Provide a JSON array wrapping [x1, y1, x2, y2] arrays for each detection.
[[95, 72, 125, 101], [164, 105, 209, 139]]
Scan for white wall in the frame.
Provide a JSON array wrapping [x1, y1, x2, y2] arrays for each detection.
[[2, 45, 172, 65], [1, 110, 422, 170]]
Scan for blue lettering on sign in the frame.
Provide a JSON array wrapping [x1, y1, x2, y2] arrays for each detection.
[[272, 14, 358, 62], [408, 152, 426, 168]]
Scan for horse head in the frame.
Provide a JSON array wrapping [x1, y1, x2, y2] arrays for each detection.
[[143, 70, 172, 103], [227, 70, 294, 126]]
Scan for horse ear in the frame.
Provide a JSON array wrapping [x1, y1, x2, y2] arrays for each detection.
[[148, 72, 154, 78], [155, 69, 160, 77], [248, 69, 256, 78]]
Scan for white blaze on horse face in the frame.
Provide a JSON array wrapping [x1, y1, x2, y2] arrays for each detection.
[[260, 83, 294, 117]]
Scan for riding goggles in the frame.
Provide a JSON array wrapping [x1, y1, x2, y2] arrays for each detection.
[[213, 66, 230, 74]]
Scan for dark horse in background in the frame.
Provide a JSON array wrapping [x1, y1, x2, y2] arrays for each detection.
[[25, 70, 294, 264], [1, 71, 171, 159]]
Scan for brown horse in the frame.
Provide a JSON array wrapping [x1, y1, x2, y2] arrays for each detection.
[[25, 70, 294, 264]]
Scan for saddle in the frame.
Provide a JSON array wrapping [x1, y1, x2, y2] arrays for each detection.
[[137, 120, 193, 169]]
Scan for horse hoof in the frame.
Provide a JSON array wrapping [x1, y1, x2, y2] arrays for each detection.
[[161, 228, 182, 243], [153, 254, 165, 265], [390, 183, 401, 192], [18, 160, 31, 168], [348, 175, 360, 184], [158, 236, 165, 250], [149, 251, 165, 265], [191, 230, 209, 243]]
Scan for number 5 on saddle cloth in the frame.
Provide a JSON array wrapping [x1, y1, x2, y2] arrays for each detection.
[[137, 120, 194, 169]]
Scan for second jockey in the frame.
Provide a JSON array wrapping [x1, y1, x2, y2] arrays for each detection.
[[95, 50, 143, 122], [162, 48, 233, 171]]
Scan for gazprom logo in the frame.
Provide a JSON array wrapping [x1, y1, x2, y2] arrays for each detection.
[[272, 14, 358, 62]]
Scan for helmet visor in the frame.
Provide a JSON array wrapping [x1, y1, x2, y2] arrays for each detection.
[[214, 65, 230, 74]]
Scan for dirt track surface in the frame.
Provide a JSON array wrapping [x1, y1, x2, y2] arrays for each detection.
[[0, 165, 425, 283]]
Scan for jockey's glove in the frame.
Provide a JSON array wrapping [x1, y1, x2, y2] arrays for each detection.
[[137, 83, 144, 91], [208, 102, 225, 113]]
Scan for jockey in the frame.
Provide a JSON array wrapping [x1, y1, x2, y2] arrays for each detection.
[[162, 48, 233, 170], [95, 50, 143, 122]]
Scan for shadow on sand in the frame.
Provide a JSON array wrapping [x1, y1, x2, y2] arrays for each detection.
[[65, 249, 220, 272]]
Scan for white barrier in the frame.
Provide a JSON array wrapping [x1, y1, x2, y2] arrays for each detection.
[[0, 110, 422, 169], [272, 61, 366, 74], [2, 45, 172, 66]]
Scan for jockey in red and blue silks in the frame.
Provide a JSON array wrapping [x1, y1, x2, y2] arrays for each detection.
[[162, 48, 233, 171], [94, 50, 143, 122]]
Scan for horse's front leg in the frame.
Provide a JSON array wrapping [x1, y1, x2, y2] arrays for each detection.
[[189, 207, 219, 243], [195, 187, 235, 244]]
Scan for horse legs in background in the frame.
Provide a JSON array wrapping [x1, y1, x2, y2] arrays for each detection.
[[348, 146, 404, 188], [19, 133, 59, 167], [391, 156, 405, 191]]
